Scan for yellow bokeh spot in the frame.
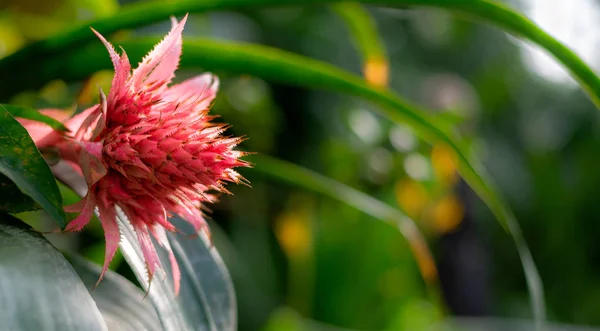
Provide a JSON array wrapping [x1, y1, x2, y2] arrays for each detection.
[[275, 211, 311, 258], [364, 56, 389, 88], [408, 238, 439, 285], [431, 143, 458, 186], [432, 194, 464, 234], [0, 21, 25, 59], [395, 178, 429, 219]]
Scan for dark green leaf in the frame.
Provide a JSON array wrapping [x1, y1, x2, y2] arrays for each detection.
[[68, 256, 162, 331], [1, 104, 68, 132], [0, 173, 40, 213], [0, 214, 107, 330], [0, 108, 66, 227]]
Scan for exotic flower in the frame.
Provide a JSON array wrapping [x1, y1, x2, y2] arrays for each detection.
[[19, 14, 248, 293]]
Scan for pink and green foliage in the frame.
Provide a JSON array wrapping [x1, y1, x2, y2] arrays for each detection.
[[5, 1, 600, 330], [19, 15, 249, 293]]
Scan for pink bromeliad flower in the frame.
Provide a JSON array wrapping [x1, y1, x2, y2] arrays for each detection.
[[19, 14, 248, 293]]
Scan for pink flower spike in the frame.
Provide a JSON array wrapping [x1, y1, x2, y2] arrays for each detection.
[[95, 202, 120, 288], [91, 28, 132, 108], [64, 194, 95, 232], [131, 14, 187, 91], [163, 73, 219, 105], [135, 224, 163, 282], [20, 13, 250, 294]]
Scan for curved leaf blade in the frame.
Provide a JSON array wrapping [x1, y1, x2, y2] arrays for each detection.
[[251, 154, 438, 286], [1, 0, 599, 110], [2, 104, 68, 132], [0, 214, 107, 331], [331, 2, 389, 86], [68, 256, 162, 331], [0, 107, 66, 227]]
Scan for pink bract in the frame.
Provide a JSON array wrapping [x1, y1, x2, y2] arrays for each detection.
[[19, 14, 248, 294]]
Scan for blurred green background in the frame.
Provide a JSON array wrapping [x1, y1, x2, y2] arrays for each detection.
[[3, 0, 600, 330]]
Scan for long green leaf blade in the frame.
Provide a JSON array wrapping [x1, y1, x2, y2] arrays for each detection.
[[2, 104, 68, 132], [1, 0, 599, 111], [0, 106, 66, 227], [331, 2, 389, 87], [251, 154, 438, 286]]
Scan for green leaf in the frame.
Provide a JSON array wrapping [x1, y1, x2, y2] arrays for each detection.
[[116, 211, 236, 331], [1, 0, 600, 110], [331, 2, 389, 86], [251, 154, 437, 286], [68, 255, 162, 331], [0, 107, 66, 227], [0, 173, 40, 213], [2, 104, 69, 132], [0, 214, 107, 330]]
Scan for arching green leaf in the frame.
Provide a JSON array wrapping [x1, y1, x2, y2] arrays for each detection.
[[331, 2, 389, 86], [2, 104, 68, 132], [1, 0, 599, 111], [0, 106, 66, 227], [250, 154, 438, 286]]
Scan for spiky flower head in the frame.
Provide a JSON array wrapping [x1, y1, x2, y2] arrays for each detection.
[[20, 14, 248, 293]]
